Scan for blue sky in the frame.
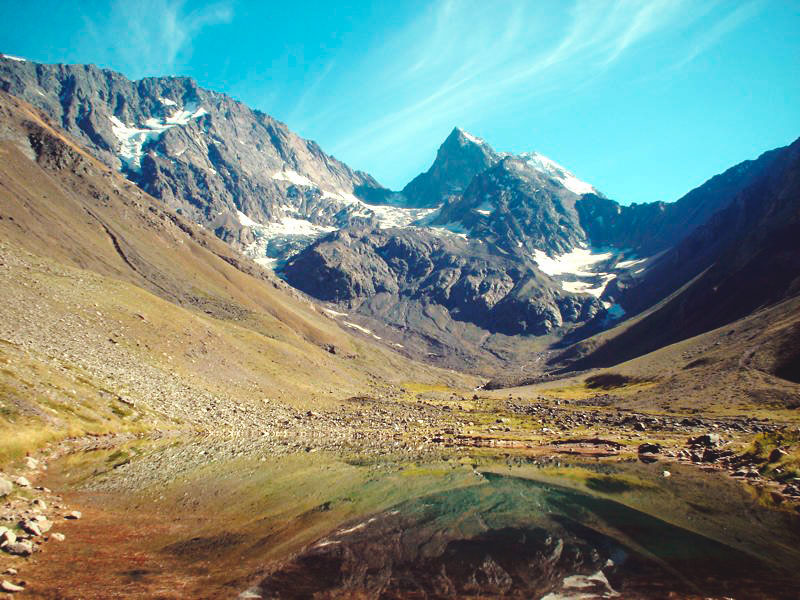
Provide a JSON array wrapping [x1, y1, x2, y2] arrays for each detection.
[[2, 0, 799, 203]]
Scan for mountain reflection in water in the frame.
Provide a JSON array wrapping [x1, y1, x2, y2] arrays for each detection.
[[251, 472, 800, 599]]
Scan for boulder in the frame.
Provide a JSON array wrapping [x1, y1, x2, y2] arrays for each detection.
[[0, 476, 12, 497], [4, 540, 33, 556], [65, 511, 82, 520], [50, 532, 65, 542], [13, 476, 30, 488], [1, 580, 25, 592], [21, 520, 42, 537], [637, 443, 662, 454], [0, 529, 16, 546], [769, 448, 788, 463], [687, 433, 722, 448], [701, 448, 734, 463]]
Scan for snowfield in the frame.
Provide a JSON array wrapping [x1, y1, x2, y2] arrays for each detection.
[[533, 247, 614, 277], [534, 246, 644, 300]]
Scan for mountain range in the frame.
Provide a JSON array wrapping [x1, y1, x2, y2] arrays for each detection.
[[1, 53, 798, 378]]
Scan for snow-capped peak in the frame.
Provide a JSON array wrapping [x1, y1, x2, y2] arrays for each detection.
[[519, 151, 597, 196]]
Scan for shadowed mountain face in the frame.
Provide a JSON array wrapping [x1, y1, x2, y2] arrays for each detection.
[[255, 473, 800, 599], [558, 137, 800, 370], [576, 145, 784, 256], [283, 227, 602, 337]]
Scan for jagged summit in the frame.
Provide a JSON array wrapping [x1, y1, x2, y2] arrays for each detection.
[[401, 127, 499, 208]]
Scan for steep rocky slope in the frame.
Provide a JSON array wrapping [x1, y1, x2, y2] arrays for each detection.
[[575, 145, 784, 256], [555, 136, 800, 370], [432, 155, 589, 256], [0, 55, 427, 264], [401, 127, 500, 208]]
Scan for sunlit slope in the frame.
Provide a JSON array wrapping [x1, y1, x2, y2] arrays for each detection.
[[0, 92, 475, 457]]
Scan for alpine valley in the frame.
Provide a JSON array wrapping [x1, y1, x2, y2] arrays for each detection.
[[1, 52, 799, 600]]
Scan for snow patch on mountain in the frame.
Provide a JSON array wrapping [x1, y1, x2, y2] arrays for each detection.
[[343, 321, 372, 335], [2, 54, 26, 62], [109, 102, 207, 171], [521, 152, 597, 196], [236, 210, 259, 228], [616, 257, 647, 269], [319, 189, 437, 229], [429, 222, 470, 239], [271, 170, 316, 187], [562, 275, 616, 297], [533, 247, 614, 277], [460, 129, 489, 146], [534, 247, 622, 298], [474, 198, 494, 215]]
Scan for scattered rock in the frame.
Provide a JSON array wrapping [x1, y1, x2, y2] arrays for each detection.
[[13, 476, 30, 488], [21, 520, 42, 537], [637, 443, 662, 454], [701, 448, 734, 463], [0, 476, 12, 497], [1, 580, 25, 593], [687, 433, 722, 448], [50, 532, 65, 542], [65, 511, 82, 520], [32, 499, 47, 510], [769, 448, 788, 463], [4, 541, 34, 556], [662, 470, 671, 478], [0, 529, 16, 546], [2, 569, 17, 576], [23, 457, 38, 470]]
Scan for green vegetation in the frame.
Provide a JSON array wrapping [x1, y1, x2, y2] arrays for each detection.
[[745, 429, 800, 483]]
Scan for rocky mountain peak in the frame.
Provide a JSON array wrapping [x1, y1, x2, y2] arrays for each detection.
[[400, 127, 500, 208]]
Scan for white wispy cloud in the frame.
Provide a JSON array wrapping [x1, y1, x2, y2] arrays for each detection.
[[284, 0, 761, 182], [81, 0, 233, 78], [672, 0, 763, 70], [324, 0, 692, 158]]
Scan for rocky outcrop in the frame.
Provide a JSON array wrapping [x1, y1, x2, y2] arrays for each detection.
[[433, 156, 588, 256]]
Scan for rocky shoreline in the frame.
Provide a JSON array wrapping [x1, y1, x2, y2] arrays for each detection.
[[0, 455, 83, 595]]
